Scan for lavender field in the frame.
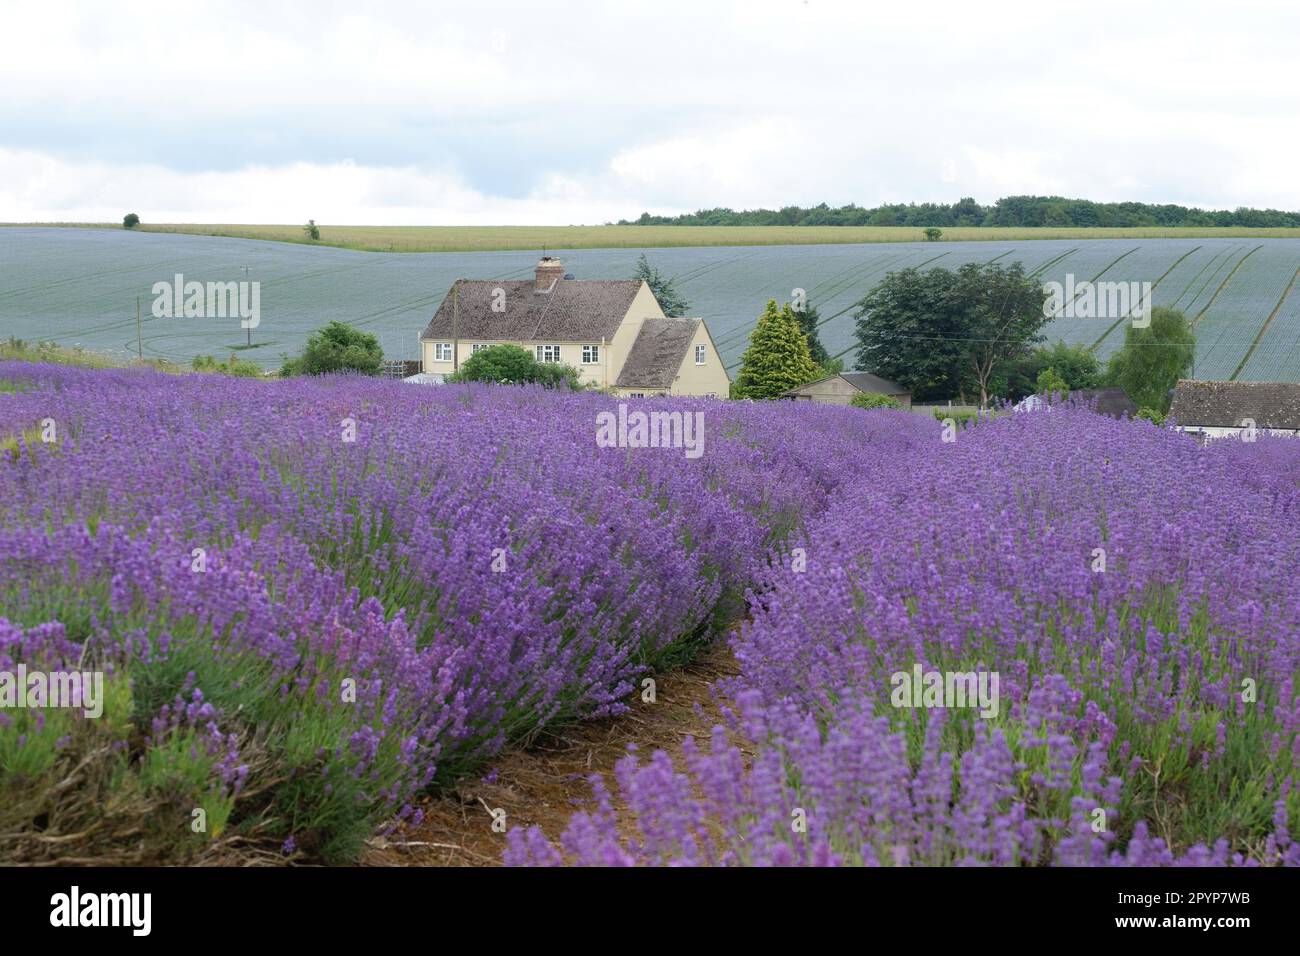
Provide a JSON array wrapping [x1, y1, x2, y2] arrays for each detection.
[[2, 364, 1299, 866], [508, 406, 1300, 866]]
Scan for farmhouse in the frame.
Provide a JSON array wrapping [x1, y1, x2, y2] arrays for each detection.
[[1169, 380, 1300, 439], [781, 371, 912, 407], [419, 257, 730, 397]]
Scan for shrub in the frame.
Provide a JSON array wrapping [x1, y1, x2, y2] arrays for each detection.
[[448, 344, 581, 389], [1036, 366, 1069, 398], [123, 213, 140, 229], [1001, 341, 1101, 401], [932, 407, 984, 426], [849, 391, 900, 410], [192, 354, 262, 378], [280, 322, 382, 377]]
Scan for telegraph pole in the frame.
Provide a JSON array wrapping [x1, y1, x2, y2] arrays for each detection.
[[241, 265, 252, 346]]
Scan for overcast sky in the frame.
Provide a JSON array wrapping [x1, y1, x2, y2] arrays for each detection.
[[2, 0, 1298, 224]]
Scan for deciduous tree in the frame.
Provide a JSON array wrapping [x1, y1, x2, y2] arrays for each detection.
[[1104, 307, 1194, 413], [853, 262, 1049, 406]]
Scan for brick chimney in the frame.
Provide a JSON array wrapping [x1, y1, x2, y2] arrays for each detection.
[[535, 256, 565, 292]]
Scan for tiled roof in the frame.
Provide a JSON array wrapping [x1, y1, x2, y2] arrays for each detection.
[[839, 371, 909, 395], [615, 318, 701, 389], [420, 279, 643, 343], [783, 371, 909, 396], [1169, 380, 1300, 429]]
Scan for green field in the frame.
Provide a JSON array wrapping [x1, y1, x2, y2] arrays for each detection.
[[6, 228, 1300, 381], [5, 221, 1300, 253]]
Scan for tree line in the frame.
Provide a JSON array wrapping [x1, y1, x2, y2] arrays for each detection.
[[619, 196, 1300, 229]]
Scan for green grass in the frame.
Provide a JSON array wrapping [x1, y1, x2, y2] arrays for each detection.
[[0, 337, 196, 372], [1, 336, 145, 369], [0, 337, 236, 375], [6, 222, 1300, 253]]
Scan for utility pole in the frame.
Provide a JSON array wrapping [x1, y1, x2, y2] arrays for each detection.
[[452, 283, 460, 373], [135, 296, 143, 362], [241, 265, 252, 346]]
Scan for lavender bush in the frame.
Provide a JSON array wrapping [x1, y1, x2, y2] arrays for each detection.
[[507, 404, 1300, 866]]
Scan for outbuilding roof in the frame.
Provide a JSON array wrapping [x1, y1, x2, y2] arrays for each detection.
[[1170, 380, 1300, 429], [782, 371, 910, 397]]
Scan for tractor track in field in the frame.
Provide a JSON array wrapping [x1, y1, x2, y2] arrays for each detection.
[[1231, 265, 1300, 380], [1088, 245, 1202, 352], [1193, 245, 1263, 328], [1170, 246, 1233, 312]]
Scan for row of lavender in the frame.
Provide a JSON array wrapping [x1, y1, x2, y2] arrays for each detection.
[[508, 406, 1300, 865], [0, 362, 930, 861]]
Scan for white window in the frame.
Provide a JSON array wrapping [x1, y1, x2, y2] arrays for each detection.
[[695, 344, 706, 365], [434, 343, 453, 362], [629, 392, 645, 398], [472, 343, 494, 353], [582, 345, 600, 365], [535, 345, 561, 363]]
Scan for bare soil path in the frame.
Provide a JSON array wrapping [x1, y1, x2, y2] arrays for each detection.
[[364, 643, 745, 866]]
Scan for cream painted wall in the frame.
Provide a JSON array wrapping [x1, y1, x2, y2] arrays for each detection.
[[665, 322, 731, 397], [422, 339, 612, 387], [786, 376, 912, 407], [787, 377, 858, 405], [1174, 425, 1300, 440], [605, 282, 666, 386]]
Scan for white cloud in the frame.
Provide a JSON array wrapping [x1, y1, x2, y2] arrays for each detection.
[[961, 148, 1068, 199], [2, 0, 1298, 221], [0, 148, 643, 225]]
